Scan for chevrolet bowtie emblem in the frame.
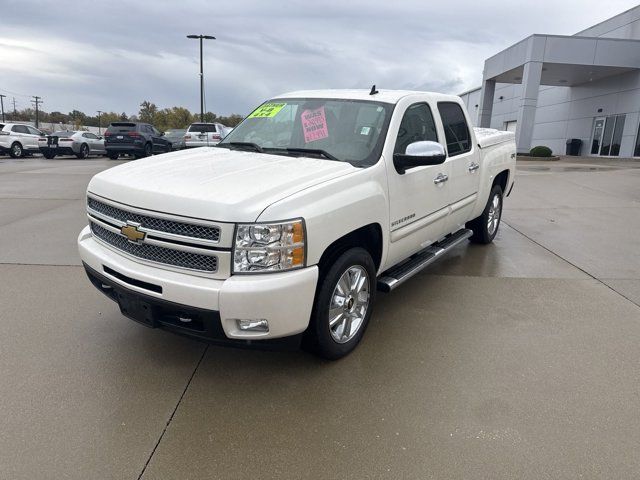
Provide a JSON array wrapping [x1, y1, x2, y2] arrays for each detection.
[[121, 222, 146, 243]]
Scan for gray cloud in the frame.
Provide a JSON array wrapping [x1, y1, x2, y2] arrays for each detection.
[[1, 0, 638, 116]]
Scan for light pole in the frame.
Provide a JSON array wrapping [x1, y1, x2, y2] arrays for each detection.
[[187, 34, 216, 122], [97, 110, 103, 135]]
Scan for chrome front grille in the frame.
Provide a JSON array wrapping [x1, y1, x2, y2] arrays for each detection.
[[90, 222, 218, 272], [87, 197, 220, 242]]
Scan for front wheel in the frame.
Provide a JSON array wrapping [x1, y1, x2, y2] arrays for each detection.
[[467, 185, 503, 244], [307, 247, 376, 360]]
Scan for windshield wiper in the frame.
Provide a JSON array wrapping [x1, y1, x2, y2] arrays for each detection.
[[281, 148, 339, 161], [219, 142, 263, 153]]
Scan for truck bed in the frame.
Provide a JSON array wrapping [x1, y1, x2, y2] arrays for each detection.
[[473, 127, 515, 149]]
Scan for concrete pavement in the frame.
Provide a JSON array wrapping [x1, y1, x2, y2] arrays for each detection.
[[0, 155, 638, 479]]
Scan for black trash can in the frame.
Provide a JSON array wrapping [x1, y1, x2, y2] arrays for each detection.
[[566, 138, 582, 156]]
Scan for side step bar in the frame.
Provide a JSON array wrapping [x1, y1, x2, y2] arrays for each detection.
[[377, 228, 472, 292]]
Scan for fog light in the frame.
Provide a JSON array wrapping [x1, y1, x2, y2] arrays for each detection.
[[236, 318, 269, 332]]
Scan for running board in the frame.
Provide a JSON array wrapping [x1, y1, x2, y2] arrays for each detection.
[[377, 228, 472, 292]]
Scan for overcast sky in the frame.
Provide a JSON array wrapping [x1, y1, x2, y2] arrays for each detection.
[[1, 0, 638, 116]]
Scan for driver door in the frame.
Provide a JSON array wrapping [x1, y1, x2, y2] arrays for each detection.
[[385, 102, 452, 266]]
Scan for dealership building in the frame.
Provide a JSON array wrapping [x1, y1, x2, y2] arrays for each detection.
[[459, 6, 640, 157]]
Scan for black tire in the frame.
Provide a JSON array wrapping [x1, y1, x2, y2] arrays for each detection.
[[466, 185, 503, 244], [144, 142, 153, 157], [43, 152, 56, 159], [9, 142, 23, 158], [108, 152, 119, 160], [77, 143, 89, 159], [306, 247, 376, 360]]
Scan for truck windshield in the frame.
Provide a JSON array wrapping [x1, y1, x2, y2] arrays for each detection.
[[219, 98, 394, 166]]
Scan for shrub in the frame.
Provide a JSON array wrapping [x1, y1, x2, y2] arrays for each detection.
[[529, 146, 553, 157]]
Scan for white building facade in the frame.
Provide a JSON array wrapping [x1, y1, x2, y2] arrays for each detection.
[[460, 6, 640, 157]]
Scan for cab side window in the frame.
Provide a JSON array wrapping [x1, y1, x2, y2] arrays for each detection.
[[437, 102, 471, 156], [27, 126, 42, 136], [393, 103, 438, 155]]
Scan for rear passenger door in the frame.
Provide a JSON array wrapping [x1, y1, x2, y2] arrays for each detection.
[[437, 102, 481, 232], [12, 125, 30, 148]]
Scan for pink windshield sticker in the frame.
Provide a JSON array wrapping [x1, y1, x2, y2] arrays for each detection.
[[301, 107, 329, 143]]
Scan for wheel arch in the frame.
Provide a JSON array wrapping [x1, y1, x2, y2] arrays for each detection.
[[492, 169, 510, 193], [316, 223, 383, 278]]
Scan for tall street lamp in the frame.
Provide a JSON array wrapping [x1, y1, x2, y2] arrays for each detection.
[[97, 110, 103, 135], [186, 34, 216, 122]]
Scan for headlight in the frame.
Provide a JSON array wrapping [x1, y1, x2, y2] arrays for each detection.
[[233, 219, 305, 273]]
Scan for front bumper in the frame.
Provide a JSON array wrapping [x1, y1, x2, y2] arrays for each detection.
[[78, 226, 319, 343]]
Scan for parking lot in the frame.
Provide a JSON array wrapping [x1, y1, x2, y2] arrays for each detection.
[[1, 155, 639, 479]]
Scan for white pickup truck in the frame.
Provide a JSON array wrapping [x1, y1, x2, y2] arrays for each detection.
[[78, 89, 515, 359]]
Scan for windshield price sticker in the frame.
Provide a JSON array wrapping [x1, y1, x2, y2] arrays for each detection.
[[248, 102, 286, 118], [301, 106, 329, 143]]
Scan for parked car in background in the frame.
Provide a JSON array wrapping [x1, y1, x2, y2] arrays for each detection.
[[184, 122, 227, 147], [164, 129, 187, 150], [221, 126, 234, 139], [0, 123, 44, 158], [104, 122, 171, 160], [38, 131, 106, 159]]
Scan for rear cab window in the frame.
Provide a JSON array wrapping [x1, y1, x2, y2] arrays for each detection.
[[189, 124, 217, 133], [107, 123, 137, 133], [437, 102, 471, 156]]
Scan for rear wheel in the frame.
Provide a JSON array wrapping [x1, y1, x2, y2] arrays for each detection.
[[9, 142, 23, 158], [467, 185, 503, 244], [306, 247, 376, 360], [76, 143, 89, 159]]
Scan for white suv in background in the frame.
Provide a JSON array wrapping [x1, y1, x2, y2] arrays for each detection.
[[184, 122, 228, 147], [0, 123, 44, 158]]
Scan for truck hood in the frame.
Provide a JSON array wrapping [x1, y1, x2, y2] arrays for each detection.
[[88, 147, 357, 222]]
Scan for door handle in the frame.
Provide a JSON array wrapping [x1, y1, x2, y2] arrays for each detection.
[[468, 162, 480, 172], [433, 173, 448, 185]]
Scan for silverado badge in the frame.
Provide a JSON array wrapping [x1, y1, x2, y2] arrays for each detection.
[[121, 222, 146, 243]]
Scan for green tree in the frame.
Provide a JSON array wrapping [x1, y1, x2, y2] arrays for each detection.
[[138, 100, 158, 124]]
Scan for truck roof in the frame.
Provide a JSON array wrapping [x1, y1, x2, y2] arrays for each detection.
[[275, 89, 462, 104]]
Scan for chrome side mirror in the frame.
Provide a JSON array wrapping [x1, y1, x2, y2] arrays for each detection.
[[393, 140, 447, 174]]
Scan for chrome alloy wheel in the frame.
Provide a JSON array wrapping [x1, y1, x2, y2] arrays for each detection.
[[487, 193, 501, 236], [328, 265, 370, 344]]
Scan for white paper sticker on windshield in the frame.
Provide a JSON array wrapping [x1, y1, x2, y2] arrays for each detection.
[[360, 126, 371, 135]]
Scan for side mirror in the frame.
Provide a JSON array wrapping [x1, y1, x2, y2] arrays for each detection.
[[393, 141, 447, 174]]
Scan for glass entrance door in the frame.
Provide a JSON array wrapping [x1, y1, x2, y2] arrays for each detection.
[[591, 115, 626, 156], [590, 117, 605, 155]]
